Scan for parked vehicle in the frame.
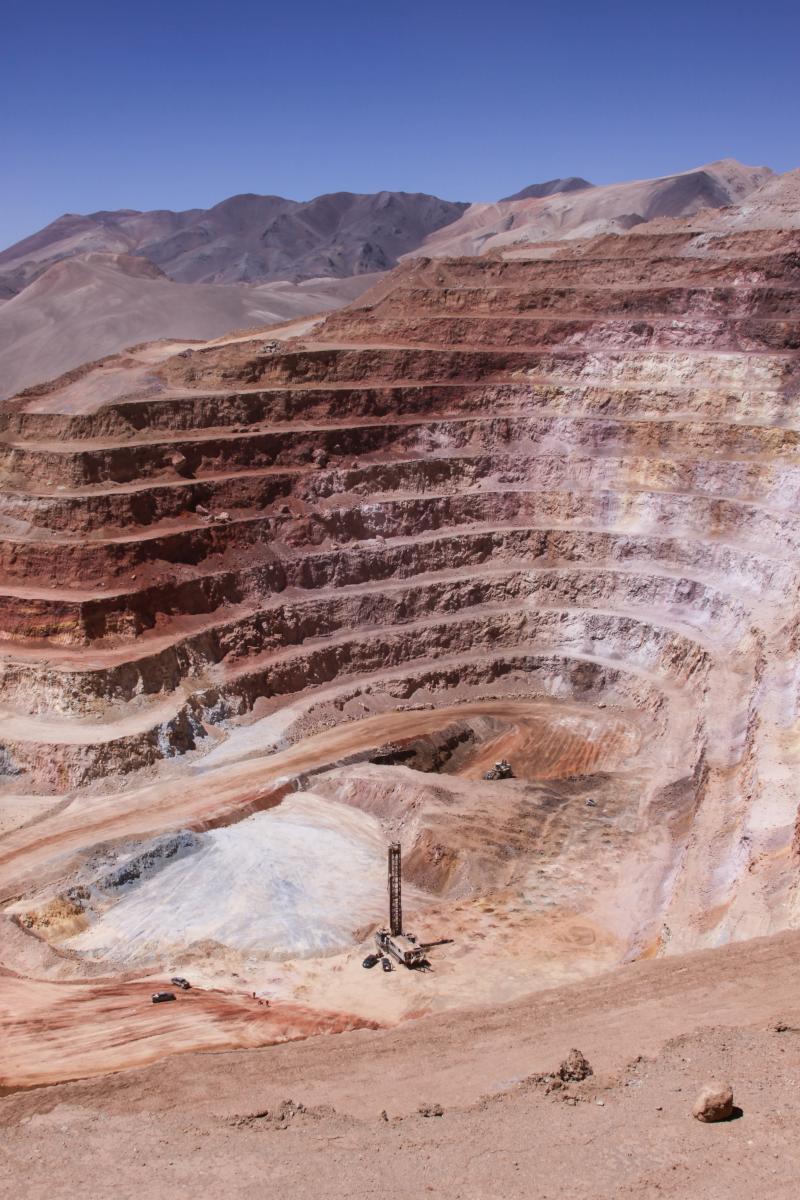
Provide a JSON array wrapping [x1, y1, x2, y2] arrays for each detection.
[[151, 991, 176, 1004]]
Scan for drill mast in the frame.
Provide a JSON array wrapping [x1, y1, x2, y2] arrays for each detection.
[[388, 841, 402, 936]]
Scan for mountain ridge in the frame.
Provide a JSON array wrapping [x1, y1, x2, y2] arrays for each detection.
[[0, 190, 469, 290], [416, 159, 774, 257]]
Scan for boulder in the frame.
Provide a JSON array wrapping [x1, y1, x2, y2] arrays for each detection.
[[558, 1049, 593, 1083], [692, 1082, 734, 1122]]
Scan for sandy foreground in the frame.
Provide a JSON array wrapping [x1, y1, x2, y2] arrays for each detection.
[[2, 929, 800, 1200]]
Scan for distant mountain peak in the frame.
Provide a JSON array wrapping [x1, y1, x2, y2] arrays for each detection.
[[500, 177, 594, 203]]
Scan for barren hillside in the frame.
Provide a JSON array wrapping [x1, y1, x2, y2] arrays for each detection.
[[415, 160, 774, 256], [0, 190, 469, 289], [0, 253, 378, 399]]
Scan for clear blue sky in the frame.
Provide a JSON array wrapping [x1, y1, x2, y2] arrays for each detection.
[[2, 0, 798, 249]]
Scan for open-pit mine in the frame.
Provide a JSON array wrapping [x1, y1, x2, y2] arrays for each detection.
[[2, 223, 800, 1090]]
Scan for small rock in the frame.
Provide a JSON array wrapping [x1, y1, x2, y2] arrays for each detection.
[[595, 1099, 605, 1106], [692, 1082, 734, 1123], [379, 1110, 389, 1122], [771, 1019, 790, 1033], [559, 1049, 594, 1083], [418, 1103, 444, 1118], [195, 504, 211, 518], [215, 511, 231, 522]]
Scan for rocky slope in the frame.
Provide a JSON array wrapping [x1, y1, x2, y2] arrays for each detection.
[[417, 160, 774, 256], [651, 168, 800, 234]]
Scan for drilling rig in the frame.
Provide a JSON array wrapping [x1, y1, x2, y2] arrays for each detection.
[[388, 841, 402, 937], [375, 842, 426, 968]]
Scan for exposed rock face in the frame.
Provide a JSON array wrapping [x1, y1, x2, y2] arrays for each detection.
[[692, 1082, 734, 1122], [1, 222, 800, 980]]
